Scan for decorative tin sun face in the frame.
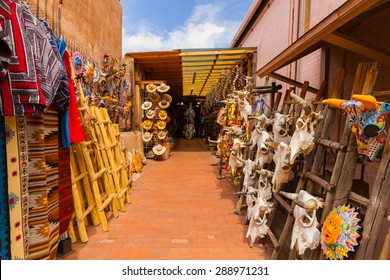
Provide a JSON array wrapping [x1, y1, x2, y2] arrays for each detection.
[[321, 205, 361, 260]]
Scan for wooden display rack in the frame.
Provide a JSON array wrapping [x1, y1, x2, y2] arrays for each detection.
[[266, 62, 388, 260]]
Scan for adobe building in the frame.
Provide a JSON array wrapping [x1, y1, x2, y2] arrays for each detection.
[[27, 0, 123, 63]]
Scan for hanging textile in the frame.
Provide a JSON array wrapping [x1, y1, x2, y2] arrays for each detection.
[[26, 108, 59, 260], [63, 51, 85, 143], [0, 116, 10, 260], [0, 0, 46, 116], [58, 132, 72, 240], [5, 116, 29, 259]]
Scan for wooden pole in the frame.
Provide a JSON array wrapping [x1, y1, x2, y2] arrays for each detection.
[[355, 127, 390, 259]]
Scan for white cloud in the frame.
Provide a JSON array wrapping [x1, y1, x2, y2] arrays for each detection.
[[122, 3, 241, 55]]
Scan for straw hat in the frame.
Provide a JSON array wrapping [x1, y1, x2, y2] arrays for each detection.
[[159, 99, 170, 109], [157, 83, 170, 93], [157, 130, 167, 140], [141, 119, 153, 130], [141, 100, 153, 110], [146, 83, 157, 93], [161, 93, 172, 103], [145, 109, 156, 119], [149, 91, 161, 103], [153, 144, 166, 155], [156, 120, 166, 130], [158, 109, 167, 120], [142, 131, 153, 142]]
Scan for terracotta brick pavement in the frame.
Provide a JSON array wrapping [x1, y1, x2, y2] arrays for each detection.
[[61, 138, 273, 260]]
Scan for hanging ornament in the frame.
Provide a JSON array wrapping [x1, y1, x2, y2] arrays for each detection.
[[321, 204, 361, 260], [72, 52, 84, 77]]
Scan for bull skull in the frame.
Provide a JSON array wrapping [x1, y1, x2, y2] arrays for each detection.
[[280, 190, 325, 255], [255, 169, 273, 201], [272, 112, 292, 144], [237, 95, 253, 124], [289, 92, 323, 164], [254, 129, 273, 169], [246, 194, 273, 247], [270, 141, 294, 193]]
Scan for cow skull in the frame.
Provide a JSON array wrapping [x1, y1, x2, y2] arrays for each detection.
[[253, 128, 273, 169], [280, 190, 325, 255], [272, 112, 292, 144], [289, 92, 323, 164], [246, 195, 273, 247], [255, 169, 273, 201], [270, 141, 294, 193], [237, 95, 253, 124]]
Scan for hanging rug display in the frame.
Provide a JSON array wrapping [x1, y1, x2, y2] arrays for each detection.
[[321, 204, 361, 260]]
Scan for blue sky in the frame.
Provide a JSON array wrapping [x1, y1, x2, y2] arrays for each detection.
[[121, 0, 254, 54]]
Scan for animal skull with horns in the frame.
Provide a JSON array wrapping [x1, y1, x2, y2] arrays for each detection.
[[280, 190, 325, 255], [289, 92, 323, 164]]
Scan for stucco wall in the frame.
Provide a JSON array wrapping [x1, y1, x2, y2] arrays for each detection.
[[29, 0, 122, 63]]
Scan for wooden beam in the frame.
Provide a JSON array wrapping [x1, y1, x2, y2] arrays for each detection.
[[269, 72, 319, 93], [135, 80, 165, 85], [180, 48, 255, 57], [323, 31, 390, 65], [256, 0, 384, 77]]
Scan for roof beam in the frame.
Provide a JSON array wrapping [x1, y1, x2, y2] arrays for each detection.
[[323, 31, 390, 66], [256, 0, 384, 77]]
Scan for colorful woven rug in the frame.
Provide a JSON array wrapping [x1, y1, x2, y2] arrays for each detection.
[[26, 109, 59, 259], [0, 117, 10, 260], [58, 130, 72, 239], [5, 116, 29, 259]]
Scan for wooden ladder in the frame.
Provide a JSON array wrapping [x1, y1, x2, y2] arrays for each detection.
[[268, 62, 383, 259], [266, 69, 347, 259], [67, 144, 99, 243]]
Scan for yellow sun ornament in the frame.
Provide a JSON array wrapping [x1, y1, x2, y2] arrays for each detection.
[[321, 205, 361, 260]]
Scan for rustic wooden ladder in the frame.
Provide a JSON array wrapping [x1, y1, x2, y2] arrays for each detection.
[[268, 62, 383, 259], [70, 85, 120, 232], [67, 144, 100, 243], [266, 69, 347, 259]]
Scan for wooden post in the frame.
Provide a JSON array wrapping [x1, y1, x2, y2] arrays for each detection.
[[355, 127, 390, 259]]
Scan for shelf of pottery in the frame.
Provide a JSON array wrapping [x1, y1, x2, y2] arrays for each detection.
[[140, 83, 172, 160]]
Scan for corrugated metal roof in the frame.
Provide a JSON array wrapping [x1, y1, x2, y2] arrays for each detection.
[[125, 48, 255, 99]]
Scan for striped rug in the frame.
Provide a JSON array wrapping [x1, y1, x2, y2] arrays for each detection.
[[5, 116, 29, 259], [26, 109, 59, 260]]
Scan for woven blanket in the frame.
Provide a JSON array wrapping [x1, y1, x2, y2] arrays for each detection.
[[0, 116, 10, 259], [26, 109, 59, 259], [58, 140, 72, 239], [5, 116, 29, 259], [0, 1, 45, 116]]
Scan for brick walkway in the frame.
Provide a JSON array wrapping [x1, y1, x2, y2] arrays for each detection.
[[61, 138, 272, 260]]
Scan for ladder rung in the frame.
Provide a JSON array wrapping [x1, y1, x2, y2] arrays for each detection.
[[315, 138, 348, 152], [304, 172, 335, 193], [267, 229, 278, 248], [274, 192, 293, 214], [348, 191, 369, 208]]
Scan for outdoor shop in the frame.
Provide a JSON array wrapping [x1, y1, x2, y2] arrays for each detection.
[[0, 0, 134, 259], [209, 61, 390, 260]]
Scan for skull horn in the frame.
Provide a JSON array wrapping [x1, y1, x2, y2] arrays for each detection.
[[352, 94, 378, 109], [279, 191, 299, 201], [208, 137, 220, 144], [233, 152, 247, 164], [322, 98, 346, 109], [290, 91, 312, 115]]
